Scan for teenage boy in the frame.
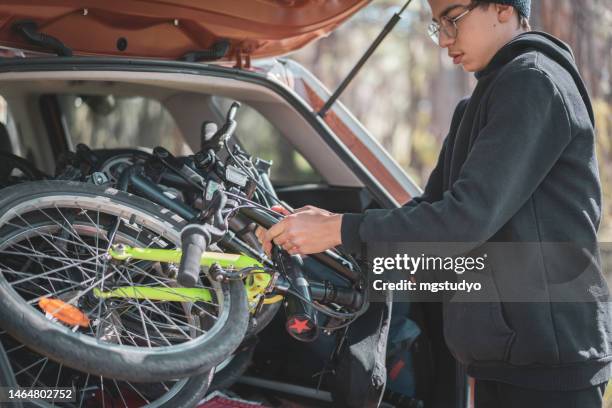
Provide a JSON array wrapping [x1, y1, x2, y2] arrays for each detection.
[[257, 0, 611, 406]]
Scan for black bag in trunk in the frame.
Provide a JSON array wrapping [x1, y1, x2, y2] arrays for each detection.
[[331, 290, 393, 407]]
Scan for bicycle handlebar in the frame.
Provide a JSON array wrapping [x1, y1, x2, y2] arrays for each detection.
[[201, 102, 241, 151]]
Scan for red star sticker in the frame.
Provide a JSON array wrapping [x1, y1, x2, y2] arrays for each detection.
[[288, 318, 311, 334]]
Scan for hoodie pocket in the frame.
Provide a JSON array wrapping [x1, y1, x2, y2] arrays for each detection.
[[443, 269, 516, 364]]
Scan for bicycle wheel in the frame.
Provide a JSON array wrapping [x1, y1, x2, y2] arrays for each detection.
[[0, 329, 212, 408], [0, 181, 249, 382], [208, 342, 256, 393]]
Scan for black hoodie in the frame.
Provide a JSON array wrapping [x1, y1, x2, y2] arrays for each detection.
[[341, 32, 612, 390]]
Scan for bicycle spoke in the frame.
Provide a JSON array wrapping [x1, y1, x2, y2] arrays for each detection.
[[1, 242, 97, 284], [50, 206, 99, 258], [11, 214, 83, 264], [5, 343, 26, 354], [31, 356, 49, 388], [112, 378, 130, 408], [100, 376, 105, 408], [4, 237, 94, 286], [111, 262, 221, 322], [14, 356, 48, 377], [1, 268, 81, 286], [11, 358, 50, 389], [25, 277, 96, 305], [6, 253, 103, 286], [115, 300, 200, 342], [9, 282, 51, 300], [123, 379, 152, 405], [78, 373, 90, 408], [54, 362, 63, 394], [115, 265, 170, 347]]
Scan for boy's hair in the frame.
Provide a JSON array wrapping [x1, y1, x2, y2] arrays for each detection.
[[473, 0, 532, 31]]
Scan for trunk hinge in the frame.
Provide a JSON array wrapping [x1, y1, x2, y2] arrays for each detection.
[[234, 49, 252, 70]]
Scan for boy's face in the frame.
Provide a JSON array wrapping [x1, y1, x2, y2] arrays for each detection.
[[427, 0, 516, 72]]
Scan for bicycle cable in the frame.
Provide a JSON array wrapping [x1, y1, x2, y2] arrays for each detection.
[[224, 139, 286, 208]]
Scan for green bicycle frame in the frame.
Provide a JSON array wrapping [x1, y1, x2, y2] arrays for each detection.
[[93, 245, 271, 307], [108, 245, 262, 270], [93, 286, 213, 302]]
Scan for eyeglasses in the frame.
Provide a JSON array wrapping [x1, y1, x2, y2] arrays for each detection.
[[427, 3, 479, 45]]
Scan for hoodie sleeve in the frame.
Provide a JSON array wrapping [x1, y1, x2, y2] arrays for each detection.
[[341, 97, 466, 255], [341, 67, 572, 254], [341, 134, 450, 255]]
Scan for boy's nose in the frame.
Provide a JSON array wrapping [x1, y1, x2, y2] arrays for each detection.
[[438, 31, 455, 48]]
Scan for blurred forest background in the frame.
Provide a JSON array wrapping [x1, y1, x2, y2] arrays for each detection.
[[291, 0, 612, 240]]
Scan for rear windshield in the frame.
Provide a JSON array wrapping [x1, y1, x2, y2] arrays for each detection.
[[58, 94, 192, 156]]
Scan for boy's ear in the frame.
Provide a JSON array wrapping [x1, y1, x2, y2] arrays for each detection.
[[495, 4, 516, 23]]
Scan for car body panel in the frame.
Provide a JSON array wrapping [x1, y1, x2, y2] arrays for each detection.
[[0, 0, 370, 60]]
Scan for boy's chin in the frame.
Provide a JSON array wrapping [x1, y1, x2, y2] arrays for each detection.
[[461, 61, 483, 73]]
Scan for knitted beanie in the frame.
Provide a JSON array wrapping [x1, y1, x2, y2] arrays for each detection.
[[483, 0, 531, 19]]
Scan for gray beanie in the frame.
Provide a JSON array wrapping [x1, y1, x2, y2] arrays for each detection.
[[483, 0, 531, 19]]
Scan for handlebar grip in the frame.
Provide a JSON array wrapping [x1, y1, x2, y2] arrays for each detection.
[[201, 121, 218, 150], [227, 102, 241, 121], [239, 207, 280, 229], [178, 224, 211, 287], [309, 281, 363, 310]]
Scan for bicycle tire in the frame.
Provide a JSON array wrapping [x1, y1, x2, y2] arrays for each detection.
[[0, 181, 249, 383], [209, 342, 256, 393], [1, 328, 213, 408]]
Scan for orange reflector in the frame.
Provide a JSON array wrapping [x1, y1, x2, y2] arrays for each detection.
[[38, 298, 90, 328]]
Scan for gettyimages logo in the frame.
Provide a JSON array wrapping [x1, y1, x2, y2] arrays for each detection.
[[372, 253, 487, 275]]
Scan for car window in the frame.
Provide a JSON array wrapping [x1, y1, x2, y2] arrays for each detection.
[[0, 95, 23, 155], [58, 95, 192, 156], [213, 97, 321, 185]]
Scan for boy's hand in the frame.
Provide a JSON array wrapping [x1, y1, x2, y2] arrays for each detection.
[[255, 205, 289, 256], [255, 205, 342, 256]]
